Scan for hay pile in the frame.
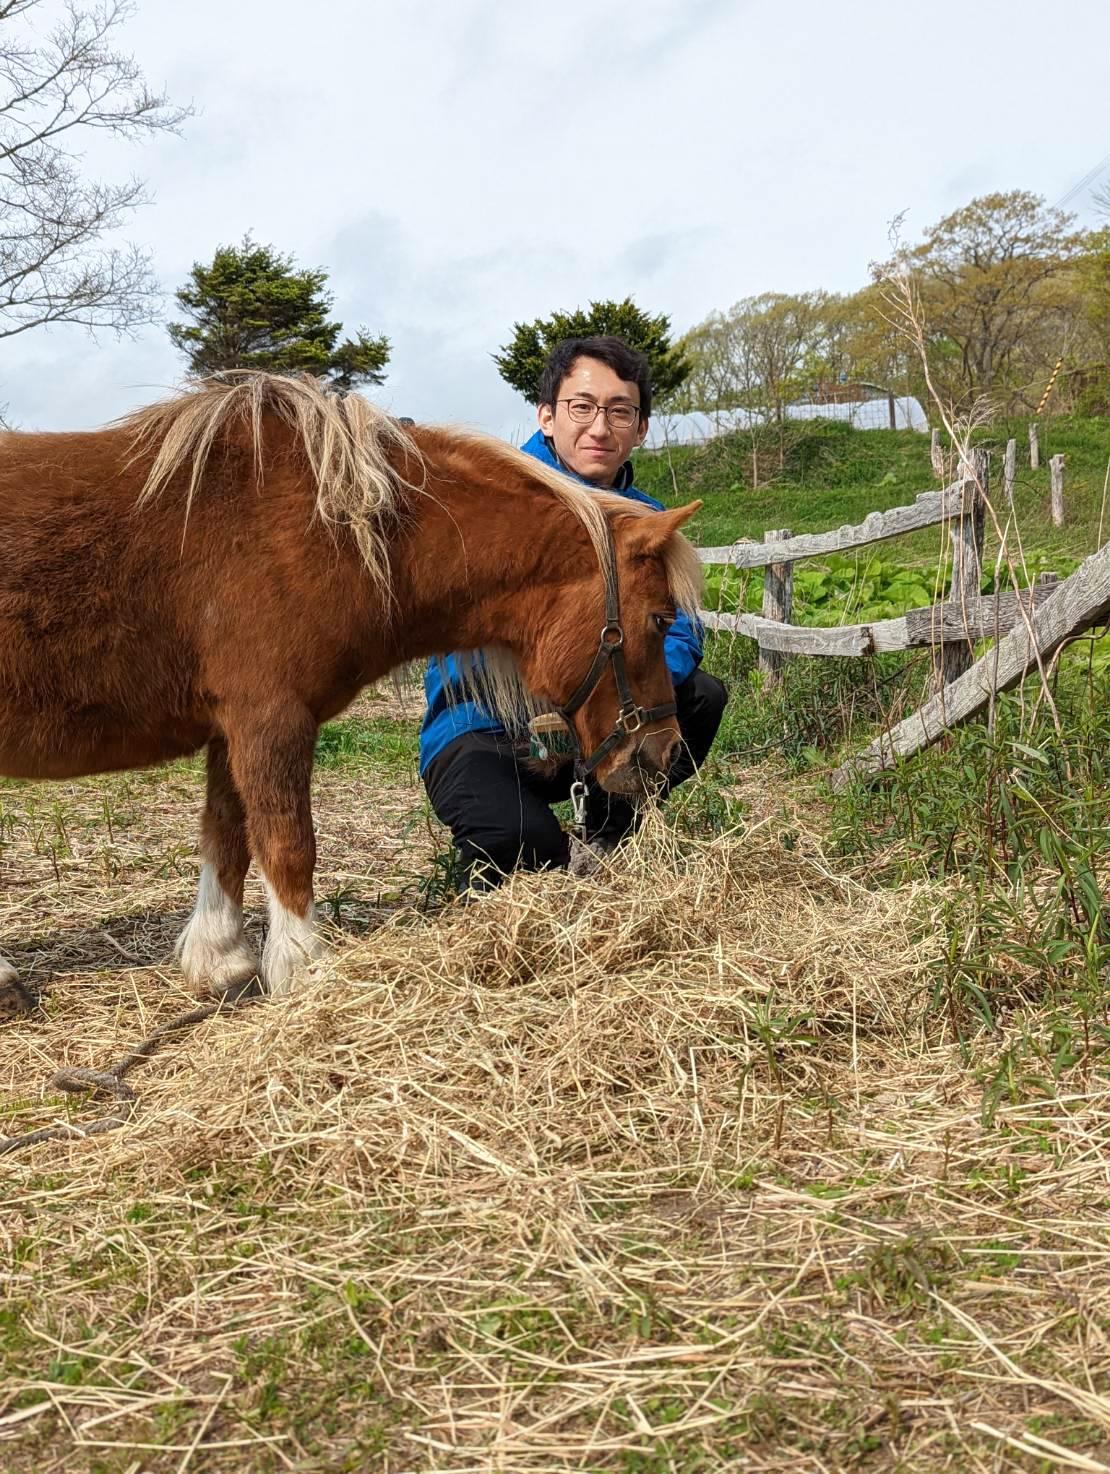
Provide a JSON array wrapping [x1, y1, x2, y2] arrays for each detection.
[[3, 817, 1110, 1472]]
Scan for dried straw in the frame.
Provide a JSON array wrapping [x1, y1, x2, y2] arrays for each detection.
[[2, 759, 1109, 1472]]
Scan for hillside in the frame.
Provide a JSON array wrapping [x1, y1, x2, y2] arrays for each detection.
[[633, 415, 1110, 571]]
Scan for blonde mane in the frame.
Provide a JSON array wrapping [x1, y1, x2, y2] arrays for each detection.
[[461, 437, 702, 618], [125, 371, 421, 602], [124, 373, 701, 735]]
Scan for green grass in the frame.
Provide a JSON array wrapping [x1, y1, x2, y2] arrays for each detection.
[[634, 414, 1110, 570], [314, 716, 418, 772]]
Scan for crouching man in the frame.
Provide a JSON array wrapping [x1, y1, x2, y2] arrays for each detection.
[[419, 334, 727, 890]]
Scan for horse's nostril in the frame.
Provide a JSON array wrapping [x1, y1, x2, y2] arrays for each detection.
[[633, 747, 673, 790]]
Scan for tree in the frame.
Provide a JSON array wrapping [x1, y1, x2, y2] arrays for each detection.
[[493, 297, 691, 406], [893, 191, 1089, 405], [668, 292, 833, 485], [0, 0, 189, 340], [818, 286, 925, 397], [168, 237, 390, 388], [1078, 230, 1110, 345], [672, 292, 832, 418]]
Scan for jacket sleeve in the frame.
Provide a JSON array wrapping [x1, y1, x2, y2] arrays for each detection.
[[664, 607, 703, 686]]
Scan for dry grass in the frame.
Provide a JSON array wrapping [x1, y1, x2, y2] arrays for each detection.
[[2, 741, 1110, 1472]]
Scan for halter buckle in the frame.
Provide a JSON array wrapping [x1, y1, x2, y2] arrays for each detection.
[[600, 622, 624, 649], [618, 705, 644, 734]]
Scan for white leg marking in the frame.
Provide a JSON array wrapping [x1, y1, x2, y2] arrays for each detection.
[[175, 863, 260, 994], [262, 879, 323, 999]]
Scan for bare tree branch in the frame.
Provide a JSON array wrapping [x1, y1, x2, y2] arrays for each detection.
[[0, 0, 189, 341]]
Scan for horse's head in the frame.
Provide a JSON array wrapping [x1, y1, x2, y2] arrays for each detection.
[[521, 500, 704, 797]]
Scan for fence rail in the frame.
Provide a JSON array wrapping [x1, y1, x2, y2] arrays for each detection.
[[701, 578, 1061, 658], [695, 481, 969, 570], [831, 543, 1110, 787]]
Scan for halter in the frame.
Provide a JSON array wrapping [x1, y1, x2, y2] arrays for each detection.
[[554, 518, 678, 831]]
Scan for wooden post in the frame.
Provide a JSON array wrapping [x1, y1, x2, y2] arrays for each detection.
[[887, 390, 897, 430], [938, 451, 985, 688], [1050, 454, 1066, 527], [1003, 438, 1016, 505], [930, 428, 943, 479], [759, 528, 793, 680], [1029, 422, 1040, 470]]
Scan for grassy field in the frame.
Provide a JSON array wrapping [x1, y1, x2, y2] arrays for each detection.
[[2, 420, 1110, 1471], [633, 415, 1110, 572]]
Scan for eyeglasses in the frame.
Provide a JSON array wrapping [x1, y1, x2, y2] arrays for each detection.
[[557, 397, 641, 430]]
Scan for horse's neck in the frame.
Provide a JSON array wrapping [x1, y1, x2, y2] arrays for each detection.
[[391, 465, 590, 660]]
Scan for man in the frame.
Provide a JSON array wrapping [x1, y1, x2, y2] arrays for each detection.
[[419, 334, 727, 889]]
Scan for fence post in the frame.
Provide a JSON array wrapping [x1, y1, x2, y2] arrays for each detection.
[[759, 527, 793, 680], [1029, 422, 1040, 470], [938, 450, 986, 688], [1003, 437, 1016, 504], [930, 428, 944, 479], [1050, 454, 1066, 526]]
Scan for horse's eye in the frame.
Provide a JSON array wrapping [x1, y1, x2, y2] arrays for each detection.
[[653, 613, 673, 635]]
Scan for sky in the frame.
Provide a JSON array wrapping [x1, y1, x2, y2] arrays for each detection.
[[4, 0, 1110, 442]]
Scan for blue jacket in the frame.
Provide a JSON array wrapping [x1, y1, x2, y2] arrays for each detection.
[[417, 430, 703, 773]]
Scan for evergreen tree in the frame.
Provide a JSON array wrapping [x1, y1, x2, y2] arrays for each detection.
[[494, 297, 691, 406], [168, 237, 390, 388]]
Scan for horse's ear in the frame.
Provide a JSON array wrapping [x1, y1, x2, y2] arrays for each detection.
[[622, 501, 702, 555]]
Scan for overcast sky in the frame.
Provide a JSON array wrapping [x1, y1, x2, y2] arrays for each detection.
[[5, 0, 1110, 441]]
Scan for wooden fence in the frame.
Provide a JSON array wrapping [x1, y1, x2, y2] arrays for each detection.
[[687, 440, 1110, 784], [694, 453, 1061, 679]]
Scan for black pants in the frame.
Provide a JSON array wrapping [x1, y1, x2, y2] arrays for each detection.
[[422, 670, 727, 889]]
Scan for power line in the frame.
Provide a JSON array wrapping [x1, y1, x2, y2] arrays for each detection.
[[1053, 149, 1110, 210]]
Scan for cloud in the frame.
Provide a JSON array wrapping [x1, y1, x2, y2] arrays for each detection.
[[0, 0, 1107, 436]]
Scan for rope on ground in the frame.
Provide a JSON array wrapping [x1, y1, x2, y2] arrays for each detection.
[[1, 981, 262, 1159]]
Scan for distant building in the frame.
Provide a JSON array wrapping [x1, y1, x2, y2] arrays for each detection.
[[644, 385, 929, 450]]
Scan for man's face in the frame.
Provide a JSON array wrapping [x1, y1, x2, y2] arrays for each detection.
[[537, 356, 647, 487]]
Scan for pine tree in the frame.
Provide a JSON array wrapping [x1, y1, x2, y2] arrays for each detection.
[[168, 237, 390, 388], [494, 297, 690, 406]]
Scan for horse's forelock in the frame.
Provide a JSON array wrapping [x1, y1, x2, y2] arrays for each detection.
[[591, 490, 704, 617]]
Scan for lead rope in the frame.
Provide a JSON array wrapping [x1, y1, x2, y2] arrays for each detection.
[[0, 981, 261, 1159]]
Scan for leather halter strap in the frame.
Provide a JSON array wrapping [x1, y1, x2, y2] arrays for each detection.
[[555, 518, 677, 778]]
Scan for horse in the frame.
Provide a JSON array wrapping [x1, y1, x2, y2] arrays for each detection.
[[0, 372, 702, 999]]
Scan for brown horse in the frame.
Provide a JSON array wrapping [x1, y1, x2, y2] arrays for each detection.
[[0, 373, 701, 998]]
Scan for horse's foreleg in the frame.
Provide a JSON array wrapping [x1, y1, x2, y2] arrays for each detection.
[[227, 707, 322, 999], [175, 737, 260, 996]]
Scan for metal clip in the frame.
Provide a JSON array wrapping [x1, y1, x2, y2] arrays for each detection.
[[570, 779, 588, 834]]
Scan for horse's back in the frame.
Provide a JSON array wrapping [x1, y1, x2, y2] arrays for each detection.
[[0, 416, 378, 782], [0, 425, 212, 778]]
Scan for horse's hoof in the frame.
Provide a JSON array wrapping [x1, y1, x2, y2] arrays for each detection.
[[176, 928, 261, 999], [213, 973, 265, 1004], [0, 963, 38, 1019]]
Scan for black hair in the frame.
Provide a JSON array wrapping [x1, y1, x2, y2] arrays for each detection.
[[537, 335, 651, 420]]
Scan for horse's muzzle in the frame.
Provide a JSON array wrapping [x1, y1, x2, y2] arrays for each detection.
[[601, 729, 679, 795]]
